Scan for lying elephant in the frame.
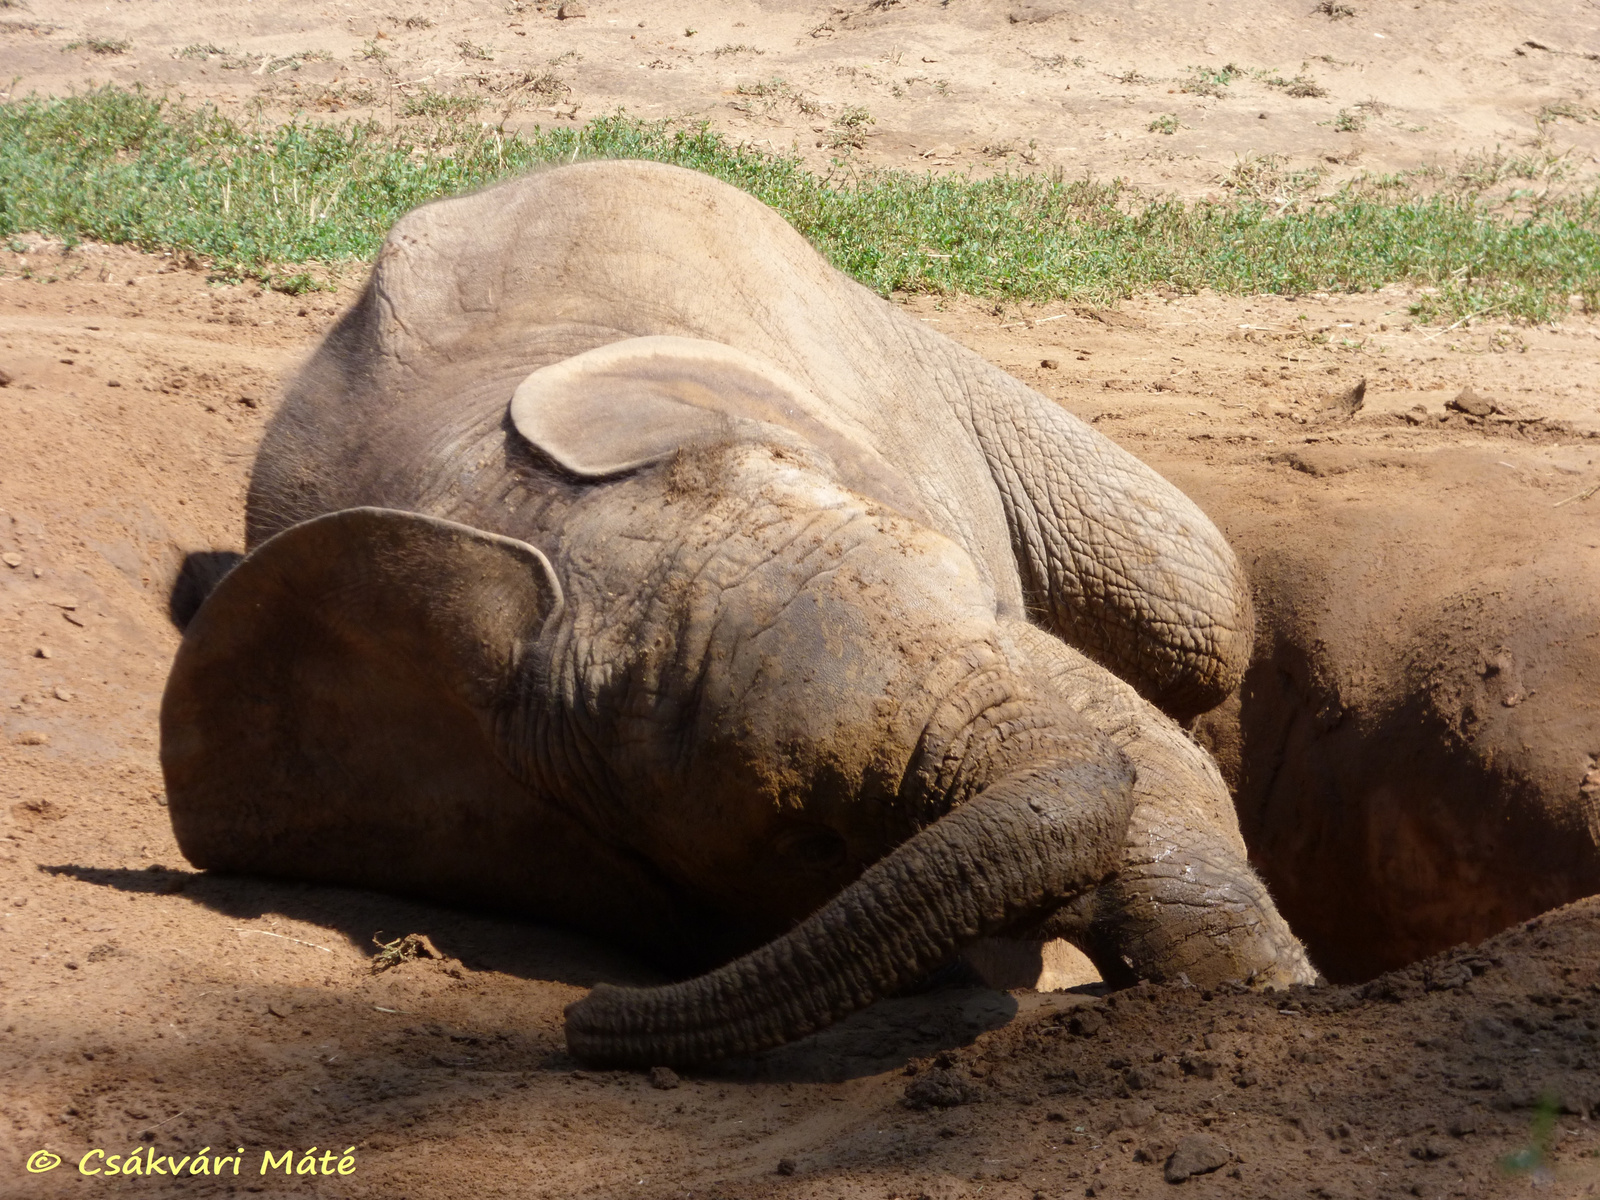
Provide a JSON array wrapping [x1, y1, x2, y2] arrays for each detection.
[[161, 161, 1313, 1066]]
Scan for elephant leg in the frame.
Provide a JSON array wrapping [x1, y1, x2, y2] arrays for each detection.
[[998, 620, 1317, 989], [958, 371, 1255, 722]]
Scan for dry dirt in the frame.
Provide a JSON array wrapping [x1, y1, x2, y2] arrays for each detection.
[[4, 2, 1600, 1198], [5, 0, 1600, 195]]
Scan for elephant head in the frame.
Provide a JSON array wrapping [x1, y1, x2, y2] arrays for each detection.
[[164, 336, 1144, 1064]]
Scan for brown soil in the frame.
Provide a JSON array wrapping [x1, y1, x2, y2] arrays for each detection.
[[4, 3, 1600, 1196]]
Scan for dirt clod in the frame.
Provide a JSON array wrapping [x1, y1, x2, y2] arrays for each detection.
[[649, 1065, 681, 1089], [1321, 377, 1366, 418], [903, 1067, 981, 1109], [1067, 1008, 1106, 1036], [1163, 1132, 1230, 1182], [1448, 387, 1496, 417]]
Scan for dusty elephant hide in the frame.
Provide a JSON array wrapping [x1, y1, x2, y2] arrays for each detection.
[[161, 161, 1313, 1065]]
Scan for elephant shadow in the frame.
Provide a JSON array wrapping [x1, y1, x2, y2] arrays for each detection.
[[43, 862, 659, 990], [169, 550, 244, 630], [46, 862, 1049, 1081], [708, 982, 1031, 1084]]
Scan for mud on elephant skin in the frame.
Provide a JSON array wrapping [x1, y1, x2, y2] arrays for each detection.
[[160, 161, 1312, 1067]]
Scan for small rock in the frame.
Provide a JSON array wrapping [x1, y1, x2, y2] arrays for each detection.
[[1041, 358, 1060, 369], [266, 1001, 292, 1018], [238, 393, 259, 409], [1258, 111, 1269, 119], [557, 1, 586, 16], [16, 731, 49, 746], [1164, 1132, 1229, 1183], [106, 380, 121, 388], [775, 1157, 796, 1176], [922, 143, 956, 158], [1124, 1066, 1152, 1090], [53, 687, 72, 702], [649, 1065, 681, 1089], [34, 646, 52, 659], [1448, 387, 1496, 417], [1403, 406, 1428, 425], [0, 367, 13, 386], [65, 960, 79, 970], [2, 552, 20, 568]]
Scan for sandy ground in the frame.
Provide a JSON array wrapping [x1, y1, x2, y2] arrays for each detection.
[[5, 0, 1600, 196], [4, 2, 1600, 1197]]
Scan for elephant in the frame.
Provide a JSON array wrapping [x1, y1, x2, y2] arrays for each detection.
[[160, 160, 1314, 1067]]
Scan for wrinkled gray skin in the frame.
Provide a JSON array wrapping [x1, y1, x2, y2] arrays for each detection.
[[161, 161, 1313, 1067]]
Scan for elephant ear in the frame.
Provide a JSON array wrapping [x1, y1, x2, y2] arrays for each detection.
[[160, 506, 562, 880], [509, 335, 824, 477]]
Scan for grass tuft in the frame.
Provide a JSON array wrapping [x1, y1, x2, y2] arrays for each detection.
[[399, 91, 480, 119], [1, 88, 1596, 320], [67, 36, 130, 55], [1180, 64, 1241, 98]]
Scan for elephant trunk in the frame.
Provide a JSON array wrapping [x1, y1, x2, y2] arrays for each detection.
[[1087, 839, 1317, 989], [1038, 821, 1318, 990], [564, 753, 1134, 1066]]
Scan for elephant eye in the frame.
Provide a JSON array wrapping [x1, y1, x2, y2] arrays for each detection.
[[775, 826, 849, 872]]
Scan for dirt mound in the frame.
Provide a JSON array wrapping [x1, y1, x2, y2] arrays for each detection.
[[883, 898, 1600, 1199], [1190, 445, 1600, 981]]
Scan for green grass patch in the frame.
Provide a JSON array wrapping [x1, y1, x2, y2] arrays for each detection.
[[399, 92, 481, 119], [1, 86, 1597, 319]]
